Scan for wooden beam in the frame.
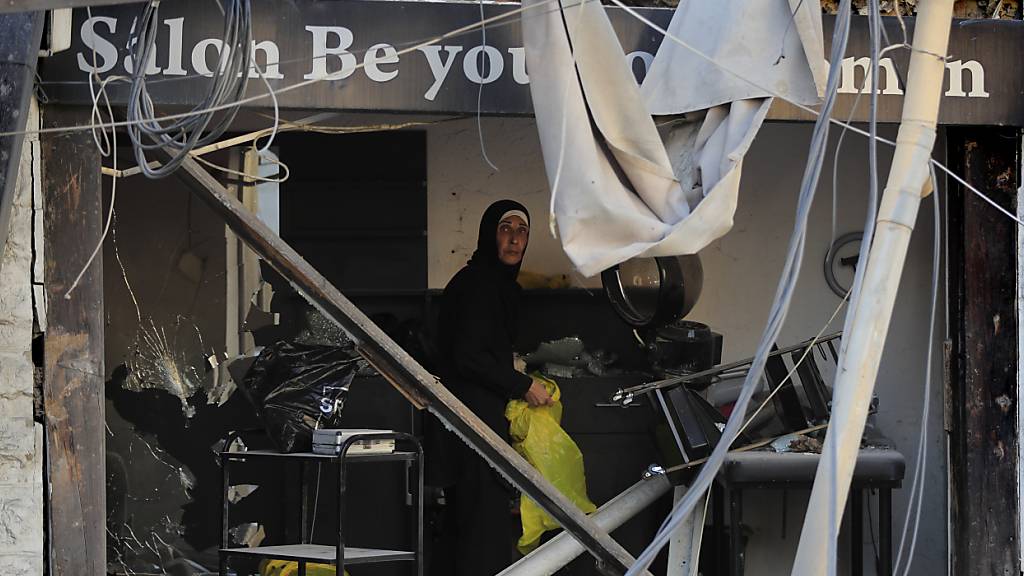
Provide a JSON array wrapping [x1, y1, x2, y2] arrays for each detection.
[[159, 150, 640, 575], [41, 106, 106, 576], [0, 12, 43, 270], [947, 127, 1020, 576]]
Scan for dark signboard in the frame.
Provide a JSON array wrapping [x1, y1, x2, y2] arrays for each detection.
[[38, 0, 1024, 125]]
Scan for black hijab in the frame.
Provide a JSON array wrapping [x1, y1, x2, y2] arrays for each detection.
[[465, 199, 530, 337], [467, 199, 531, 281]]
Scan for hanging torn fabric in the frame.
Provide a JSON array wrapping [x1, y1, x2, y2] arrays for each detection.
[[522, 0, 826, 277]]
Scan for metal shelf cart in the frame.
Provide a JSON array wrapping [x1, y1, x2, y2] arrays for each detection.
[[219, 432, 423, 576]]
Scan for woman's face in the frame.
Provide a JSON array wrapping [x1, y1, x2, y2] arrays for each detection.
[[496, 215, 529, 266]]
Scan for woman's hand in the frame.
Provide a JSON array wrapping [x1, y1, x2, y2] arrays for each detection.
[[524, 378, 555, 407]]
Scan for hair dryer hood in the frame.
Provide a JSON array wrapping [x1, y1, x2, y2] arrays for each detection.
[[601, 255, 703, 330]]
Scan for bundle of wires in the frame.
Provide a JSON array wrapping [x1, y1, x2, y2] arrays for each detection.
[[126, 0, 253, 178], [619, 0, 855, 572]]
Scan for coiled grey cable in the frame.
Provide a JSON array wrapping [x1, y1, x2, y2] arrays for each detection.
[[126, 0, 252, 178]]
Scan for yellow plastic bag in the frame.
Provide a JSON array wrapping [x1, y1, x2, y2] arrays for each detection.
[[260, 559, 349, 576], [506, 375, 597, 554]]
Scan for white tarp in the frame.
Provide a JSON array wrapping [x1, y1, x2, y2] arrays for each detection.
[[522, 0, 826, 277]]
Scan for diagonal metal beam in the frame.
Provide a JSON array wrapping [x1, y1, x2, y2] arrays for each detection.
[[160, 150, 641, 575]]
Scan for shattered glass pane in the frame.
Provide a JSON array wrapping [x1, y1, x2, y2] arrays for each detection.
[[227, 484, 260, 504], [106, 427, 213, 575], [229, 522, 266, 548], [124, 318, 205, 418], [210, 435, 247, 459], [203, 353, 241, 407], [103, 191, 390, 575]]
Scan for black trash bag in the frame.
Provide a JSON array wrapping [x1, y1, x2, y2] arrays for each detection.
[[239, 341, 363, 453]]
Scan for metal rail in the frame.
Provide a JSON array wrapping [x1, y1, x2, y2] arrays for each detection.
[[612, 332, 843, 405]]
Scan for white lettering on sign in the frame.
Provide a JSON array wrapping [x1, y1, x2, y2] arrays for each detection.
[[304, 26, 357, 80], [164, 17, 187, 75], [837, 57, 903, 95], [508, 47, 529, 84], [77, 15, 287, 81], [77, 16, 118, 74], [71, 15, 991, 104], [626, 50, 653, 81], [418, 45, 463, 101], [123, 17, 163, 75], [833, 56, 989, 98], [364, 43, 399, 82], [252, 40, 285, 79], [192, 38, 228, 77], [463, 45, 503, 84], [945, 59, 989, 97]]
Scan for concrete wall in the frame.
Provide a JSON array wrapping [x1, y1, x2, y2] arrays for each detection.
[[0, 100, 44, 576], [427, 117, 597, 288], [426, 117, 947, 575]]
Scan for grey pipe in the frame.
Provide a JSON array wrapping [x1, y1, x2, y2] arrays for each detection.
[[498, 474, 672, 576]]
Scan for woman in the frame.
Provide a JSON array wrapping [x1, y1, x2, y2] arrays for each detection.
[[433, 199, 553, 575]]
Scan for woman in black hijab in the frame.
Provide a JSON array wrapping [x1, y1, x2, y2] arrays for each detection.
[[433, 199, 553, 575]]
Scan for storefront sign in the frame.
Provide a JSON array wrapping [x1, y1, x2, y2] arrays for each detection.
[[39, 0, 1024, 125]]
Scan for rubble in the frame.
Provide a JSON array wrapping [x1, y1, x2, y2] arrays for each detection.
[[615, 0, 1021, 18]]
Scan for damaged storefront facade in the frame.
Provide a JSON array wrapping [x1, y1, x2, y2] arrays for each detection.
[[1, 1, 1023, 574]]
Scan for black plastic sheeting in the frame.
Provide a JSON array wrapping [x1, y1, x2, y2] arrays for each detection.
[[238, 341, 364, 453]]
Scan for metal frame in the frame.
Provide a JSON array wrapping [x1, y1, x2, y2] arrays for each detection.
[[336, 433, 424, 576], [613, 332, 843, 405], [219, 432, 424, 576], [712, 478, 898, 576]]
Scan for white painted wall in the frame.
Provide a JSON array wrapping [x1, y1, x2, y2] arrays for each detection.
[[427, 117, 599, 288], [426, 117, 946, 575]]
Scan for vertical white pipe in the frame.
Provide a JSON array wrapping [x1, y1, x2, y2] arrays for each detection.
[[789, 1, 955, 574], [666, 485, 704, 576]]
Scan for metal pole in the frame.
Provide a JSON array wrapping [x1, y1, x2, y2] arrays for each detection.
[[666, 485, 706, 576], [789, 1, 954, 573], [220, 453, 230, 576], [498, 475, 671, 576]]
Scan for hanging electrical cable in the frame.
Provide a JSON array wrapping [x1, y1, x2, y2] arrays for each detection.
[[822, 1, 884, 572], [622, 3, 855, 573], [474, 0, 499, 172], [893, 165, 941, 576], [126, 0, 253, 179]]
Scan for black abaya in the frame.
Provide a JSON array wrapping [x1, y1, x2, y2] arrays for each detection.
[[431, 200, 533, 575]]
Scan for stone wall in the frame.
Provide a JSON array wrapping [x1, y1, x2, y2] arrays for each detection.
[[0, 99, 44, 575]]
